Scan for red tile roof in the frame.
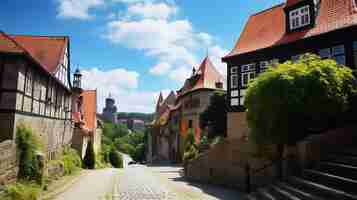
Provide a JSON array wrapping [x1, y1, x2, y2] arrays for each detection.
[[177, 56, 223, 96], [81, 90, 97, 132], [0, 31, 68, 74], [224, 0, 357, 58]]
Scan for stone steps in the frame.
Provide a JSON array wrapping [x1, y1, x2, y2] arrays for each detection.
[[244, 146, 357, 200]]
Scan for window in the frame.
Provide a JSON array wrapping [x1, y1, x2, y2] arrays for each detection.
[[241, 64, 255, 72], [241, 64, 255, 87], [290, 5, 310, 30], [25, 71, 33, 95], [241, 72, 255, 87], [230, 66, 238, 89], [231, 99, 238, 106], [188, 120, 193, 129], [260, 61, 269, 72], [319, 45, 346, 65]]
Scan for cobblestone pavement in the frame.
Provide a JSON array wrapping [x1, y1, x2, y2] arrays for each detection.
[[113, 165, 244, 200], [54, 168, 119, 200]]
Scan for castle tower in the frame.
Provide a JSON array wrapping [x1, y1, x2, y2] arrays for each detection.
[[102, 93, 117, 123]]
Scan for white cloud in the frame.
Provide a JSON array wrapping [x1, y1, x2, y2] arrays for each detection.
[[56, 0, 104, 19], [105, 1, 228, 83], [81, 67, 167, 113], [149, 62, 171, 75], [127, 2, 177, 20]]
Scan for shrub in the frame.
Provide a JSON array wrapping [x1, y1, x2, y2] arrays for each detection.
[[83, 141, 96, 169], [184, 129, 196, 152], [183, 145, 198, 162], [109, 149, 123, 168], [16, 124, 43, 185], [3, 182, 41, 200], [62, 147, 81, 175], [183, 129, 198, 162]]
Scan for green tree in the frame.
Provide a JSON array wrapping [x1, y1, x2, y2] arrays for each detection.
[[83, 141, 96, 169], [245, 54, 356, 178], [199, 91, 227, 139]]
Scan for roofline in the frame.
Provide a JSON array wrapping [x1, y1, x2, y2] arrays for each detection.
[[176, 87, 225, 100], [222, 23, 357, 62], [8, 34, 69, 38], [222, 3, 286, 61], [251, 2, 285, 17], [0, 31, 72, 93]]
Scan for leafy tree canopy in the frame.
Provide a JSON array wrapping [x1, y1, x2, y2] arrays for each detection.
[[199, 91, 227, 139], [245, 54, 357, 146]]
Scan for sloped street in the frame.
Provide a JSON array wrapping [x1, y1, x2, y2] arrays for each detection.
[[113, 165, 243, 200]]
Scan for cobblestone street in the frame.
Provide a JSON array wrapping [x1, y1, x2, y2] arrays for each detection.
[[113, 165, 243, 200]]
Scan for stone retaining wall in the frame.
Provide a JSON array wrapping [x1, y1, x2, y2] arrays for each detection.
[[186, 138, 276, 191], [0, 140, 18, 186]]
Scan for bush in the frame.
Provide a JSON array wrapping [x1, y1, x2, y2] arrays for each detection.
[[3, 182, 41, 200], [184, 129, 196, 152], [109, 149, 123, 168], [183, 129, 198, 162], [62, 147, 81, 175], [183, 145, 198, 162], [83, 141, 96, 169], [16, 124, 43, 185]]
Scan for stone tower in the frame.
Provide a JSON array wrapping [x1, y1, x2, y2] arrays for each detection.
[[102, 94, 117, 123]]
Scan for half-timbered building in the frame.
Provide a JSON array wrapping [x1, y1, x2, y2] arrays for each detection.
[[0, 31, 73, 159], [222, 0, 357, 139]]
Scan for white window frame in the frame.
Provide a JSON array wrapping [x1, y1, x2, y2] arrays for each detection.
[[241, 64, 255, 72], [289, 5, 310, 30], [319, 45, 346, 65], [260, 61, 269, 72], [241, 71, 255, 87], [230, 66, 238, 89]]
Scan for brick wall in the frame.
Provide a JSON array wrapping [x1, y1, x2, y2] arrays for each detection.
[[0, 140, 18, 186]]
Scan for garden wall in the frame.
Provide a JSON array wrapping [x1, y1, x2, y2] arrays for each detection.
[[186, 138, 276, 191]]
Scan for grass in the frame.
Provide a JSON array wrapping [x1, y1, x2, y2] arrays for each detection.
[[1, 182, 42, 200]]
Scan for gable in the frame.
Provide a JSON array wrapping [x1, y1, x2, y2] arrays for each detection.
[[9, 35, 68, 74], [224, 0, 357, 59]]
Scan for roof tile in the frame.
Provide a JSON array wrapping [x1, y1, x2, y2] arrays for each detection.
[[225, 0, 357, 58]]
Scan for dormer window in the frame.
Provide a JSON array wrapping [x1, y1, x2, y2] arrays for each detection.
[[289, 5, 310, 30]]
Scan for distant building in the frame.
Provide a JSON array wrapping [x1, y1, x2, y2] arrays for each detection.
[[72, 88, 102, 158], [148, 56, 224, 163], [102, 94, 117, 123], [117, 118, 145, 131]]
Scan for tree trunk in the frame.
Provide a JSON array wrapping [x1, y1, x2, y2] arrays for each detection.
[[277, 144, 284, 180]]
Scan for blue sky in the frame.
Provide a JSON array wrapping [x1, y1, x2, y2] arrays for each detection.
[[0, 0, 282, 113]]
